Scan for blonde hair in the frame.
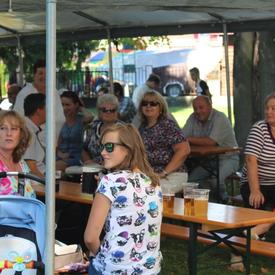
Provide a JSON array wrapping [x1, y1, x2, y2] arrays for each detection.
[[138, 91, 168, 126], [0, 111, 31, 163], [100, 123, 159, 187]]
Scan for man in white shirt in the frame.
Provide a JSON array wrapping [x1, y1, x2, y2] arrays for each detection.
[[0, 84, 21, 110], [13, 59, 65, 142], [23, 93, 46, 177]]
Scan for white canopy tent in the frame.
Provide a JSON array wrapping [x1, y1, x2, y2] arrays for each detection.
[[1, 1, 275, 272]]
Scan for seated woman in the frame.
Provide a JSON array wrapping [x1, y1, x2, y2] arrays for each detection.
[[0, 110, 35, 197], [240, 92, 275, 239], [84, 124, 162, 275], [82, 94, 122, 165], [138, 91, 190, 181], [56, 91, 93, 171]]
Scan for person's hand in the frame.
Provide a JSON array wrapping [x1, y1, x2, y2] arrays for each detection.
[[249, 190, 265, 208], [57, 150, 70, 160], [159, 171, 168, 179]]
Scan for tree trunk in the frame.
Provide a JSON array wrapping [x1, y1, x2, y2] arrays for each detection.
[[234, 31, 275, 149], [233, 32, 255, 149]]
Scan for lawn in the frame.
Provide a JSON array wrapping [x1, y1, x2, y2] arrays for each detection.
[[161, 237, 275, 274], [169, 104, 229, 128], [88, 95, 231, 128]]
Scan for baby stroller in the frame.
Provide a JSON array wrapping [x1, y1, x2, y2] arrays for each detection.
[[0, 172, 46, 275]]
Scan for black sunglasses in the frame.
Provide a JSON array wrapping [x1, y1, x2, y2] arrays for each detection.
[[99, 107, 117, 113], [100, 142, 124, 153], [141, 100, 159, 107]]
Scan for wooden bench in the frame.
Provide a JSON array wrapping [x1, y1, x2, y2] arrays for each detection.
[[161, 223, 275, 258]]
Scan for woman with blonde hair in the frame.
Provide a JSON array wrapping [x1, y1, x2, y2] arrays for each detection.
[[84, 123, 162, 275], [0, 110, 35, 197], [139, 91, 190, 179]]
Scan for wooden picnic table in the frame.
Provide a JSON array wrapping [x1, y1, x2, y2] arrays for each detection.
[[32, 180, 93, 205], [163, 197, 275, 275], [189, 146, 241, 202]]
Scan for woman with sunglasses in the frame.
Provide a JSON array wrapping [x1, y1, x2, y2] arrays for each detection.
[[82, 94, 122, 165], [139, 91, 190, 180], [84, 123, 162, 275]]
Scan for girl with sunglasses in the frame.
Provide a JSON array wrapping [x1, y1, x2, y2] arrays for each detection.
[[82, 94, 122, 165], [84, 124, 162, 275], [138, 91, 190, 183]]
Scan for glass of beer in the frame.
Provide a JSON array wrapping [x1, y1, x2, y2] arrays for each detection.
[[183, 183, 199, 215], [193, 189, 210, 216], [163, 192, 175, 211]]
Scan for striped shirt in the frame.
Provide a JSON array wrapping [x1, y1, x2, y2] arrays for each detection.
[[241, 120, 275, 185]]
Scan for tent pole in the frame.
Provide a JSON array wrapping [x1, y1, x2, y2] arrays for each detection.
[[45, 0, 56, 274], [16, 35, 23, 87], [107, 28, 114, 93], [223, 22, 232, 124]]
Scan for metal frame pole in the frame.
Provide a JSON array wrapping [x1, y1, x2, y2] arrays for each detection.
[[223, 22, 232, 124], [45, 0, 57, 273], [107, 28, 114, 93]]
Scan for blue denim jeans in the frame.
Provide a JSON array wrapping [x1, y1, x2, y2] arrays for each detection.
[[89, 261, 102, 275]]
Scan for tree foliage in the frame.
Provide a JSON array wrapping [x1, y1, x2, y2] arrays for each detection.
[[0, 40, 100, 82], [0, 36, 169, 83]]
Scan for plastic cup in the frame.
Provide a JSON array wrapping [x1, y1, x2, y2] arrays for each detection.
[[193, 189, 210, 216], [183, 183, 199, 215], [163, 193, 175, 210], [183, 182, 199, 194]]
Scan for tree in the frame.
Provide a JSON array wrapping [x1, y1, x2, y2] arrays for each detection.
[[0, 40, 100, 82], [233, 31, 275, 149]]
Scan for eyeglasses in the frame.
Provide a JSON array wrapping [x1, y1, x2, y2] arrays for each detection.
[[99, 108, 117, 113], [99, 142, 124, 153], [141, 100, 159, 107]]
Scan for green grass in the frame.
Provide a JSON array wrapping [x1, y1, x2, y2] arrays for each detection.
[[87, 96, 231, 128], [169, 105, 230, 128], [161, 237, 275, 274]]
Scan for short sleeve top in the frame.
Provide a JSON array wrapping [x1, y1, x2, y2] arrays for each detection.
[[139, 117, 186, 173], [92, 170, 162, 275], [241, 120, 275, 185]]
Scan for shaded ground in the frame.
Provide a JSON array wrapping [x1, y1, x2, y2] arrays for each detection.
[[161, 236, 275, 275]]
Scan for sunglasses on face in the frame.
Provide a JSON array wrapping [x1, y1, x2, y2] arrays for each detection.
[[141, 100, 159, 107], [99, 107, 117, 113], [100, 142, 124, 153]]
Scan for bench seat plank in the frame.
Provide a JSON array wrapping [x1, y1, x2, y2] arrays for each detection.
[[161, 223, 275, 258]]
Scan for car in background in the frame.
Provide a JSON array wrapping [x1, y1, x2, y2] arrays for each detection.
[[153, 63, 193, 97]]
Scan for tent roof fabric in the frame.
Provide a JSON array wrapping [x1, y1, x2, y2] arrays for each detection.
[[0, 0, 275, 46]]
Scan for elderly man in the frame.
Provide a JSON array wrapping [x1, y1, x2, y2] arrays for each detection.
[[182, 95, 239, 202]]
